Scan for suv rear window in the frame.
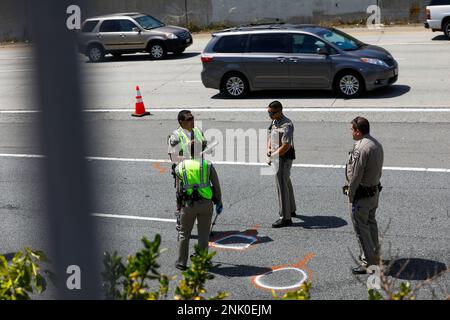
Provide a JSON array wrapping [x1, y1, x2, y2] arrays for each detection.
[[429, 0, 450, 5], [214, 35, 248, 53], [248, 34, 289, 53], [82, 20, 99, 33], [100, 20, 119, 32]]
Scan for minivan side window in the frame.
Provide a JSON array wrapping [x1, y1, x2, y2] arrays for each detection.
[[214, 35, 248, 53], [82, 20, 99, 33], [100, 20, 119, 33], [291, 34, 328, 54], [429, 0, 450, 6], [248, 34, 289, 53]]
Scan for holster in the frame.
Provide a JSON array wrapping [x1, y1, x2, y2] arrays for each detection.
[[178, 187, 202, 207], [281, 146, 296, 160], [354, 183, 382, 200]]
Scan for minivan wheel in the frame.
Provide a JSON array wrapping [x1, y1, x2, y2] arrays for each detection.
[[87, 45, 104, 63], [148, 43, 166, 60], [222, 74, 249, 98], [335, 72, 365, 98], [444, 20, 450, 39]]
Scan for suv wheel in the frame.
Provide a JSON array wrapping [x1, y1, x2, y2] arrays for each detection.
[[444, 20, 450, 39], [334, 72, 365, 98], [87, 45, 104, 63], [148, 42, 166, 60], [222, 74, 249, 98]]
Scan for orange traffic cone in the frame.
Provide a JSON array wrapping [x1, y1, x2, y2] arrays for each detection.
[[132, 85, 151, 117]]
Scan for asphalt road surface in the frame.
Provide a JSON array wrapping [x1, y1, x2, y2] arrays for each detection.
[[0, 26, 449, 300]]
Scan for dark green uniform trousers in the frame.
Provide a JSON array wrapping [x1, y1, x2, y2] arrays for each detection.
[[350, 193, 380, 266], [177, 199, 213, 267]]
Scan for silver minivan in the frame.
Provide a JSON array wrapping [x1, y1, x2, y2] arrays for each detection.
[[201, 25, 398, 98]]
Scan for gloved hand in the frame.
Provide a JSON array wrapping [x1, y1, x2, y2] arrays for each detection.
[[215, 204, 223, 215], [342, 185, 349, 196]]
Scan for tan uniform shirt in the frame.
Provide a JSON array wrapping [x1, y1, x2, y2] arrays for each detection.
[[346, 134, 384, 203], [167, 127, 205, 164], [269, 114, 294, 152]]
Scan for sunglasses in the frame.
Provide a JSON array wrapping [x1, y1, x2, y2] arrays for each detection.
[[183, 116, 194, 121], [268, 110, 280, 117]]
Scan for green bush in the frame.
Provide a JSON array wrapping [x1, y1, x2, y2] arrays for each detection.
[[174, 246, 228, 300], [102, 234, 227, 300], [272, 282, 311, 300], [0, 248, 50, 300]]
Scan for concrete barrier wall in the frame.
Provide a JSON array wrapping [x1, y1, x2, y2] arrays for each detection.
[[0, 0, 430, 42]]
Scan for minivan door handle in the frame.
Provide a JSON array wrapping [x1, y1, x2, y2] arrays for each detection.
[[289, 57, 300, 63], [277, 57, 287, 63]]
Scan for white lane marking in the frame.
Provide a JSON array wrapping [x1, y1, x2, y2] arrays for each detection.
[[0, 110, 40, 114], [1, 153, 449, 173], [379, 42, 450, 46], [0, 153, 44, 158], [182, 80, 202, 83], [0, 69, 33, 73], [3, 108, 450, 114], [92, 213, 176, 223], [0, 57, 30, 60]]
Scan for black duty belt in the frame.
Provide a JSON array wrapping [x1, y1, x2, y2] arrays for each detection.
[[354, 183, 383, 200]]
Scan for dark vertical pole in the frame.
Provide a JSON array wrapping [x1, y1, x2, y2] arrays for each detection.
[[185, 0, 189, 28], [30, 0, 100, 299]]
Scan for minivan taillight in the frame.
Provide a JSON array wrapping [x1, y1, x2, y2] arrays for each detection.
[[201, 55, 213, 63], [426, 9, 431, 20]]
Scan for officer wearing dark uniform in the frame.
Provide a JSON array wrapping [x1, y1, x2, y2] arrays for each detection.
[[174, 141, 222, 270], [266, 101, 297, 228], [344, 117, 384, 274]]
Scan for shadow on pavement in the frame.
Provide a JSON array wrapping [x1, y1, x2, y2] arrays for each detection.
[[292, 215, 348, 229], [210, 263, 272, 278], [193, 228, 273, 246], [386, 258, 448, 281], [84, 52, 200, 63], [211, 84, 410, 100], [431, 35, 450, 41]]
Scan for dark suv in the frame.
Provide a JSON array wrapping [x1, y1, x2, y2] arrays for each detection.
[[201, 24, 398, 98], [78, 13, 193, 62]]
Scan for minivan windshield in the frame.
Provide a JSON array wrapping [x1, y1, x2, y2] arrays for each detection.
[[134, 14, 165, 30], [315, 28, 365, 51]]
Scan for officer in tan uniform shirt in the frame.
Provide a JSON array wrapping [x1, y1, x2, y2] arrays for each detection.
[[344, 117, 384, 274], [174, 141, 222, 271], [267, 101, 297, 228]]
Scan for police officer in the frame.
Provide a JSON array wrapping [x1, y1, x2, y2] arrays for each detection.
[[168, 110, 207, 229], [174, 140, 222, 271], [266, 101, 297, 228], [343, 117, 384, 274], [168, 110, 206, 165]]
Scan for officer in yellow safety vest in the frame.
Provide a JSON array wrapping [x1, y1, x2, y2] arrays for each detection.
[[168, 110, 207, 229], [168, 110, 206, 165], [174, 140, 222, 271]]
